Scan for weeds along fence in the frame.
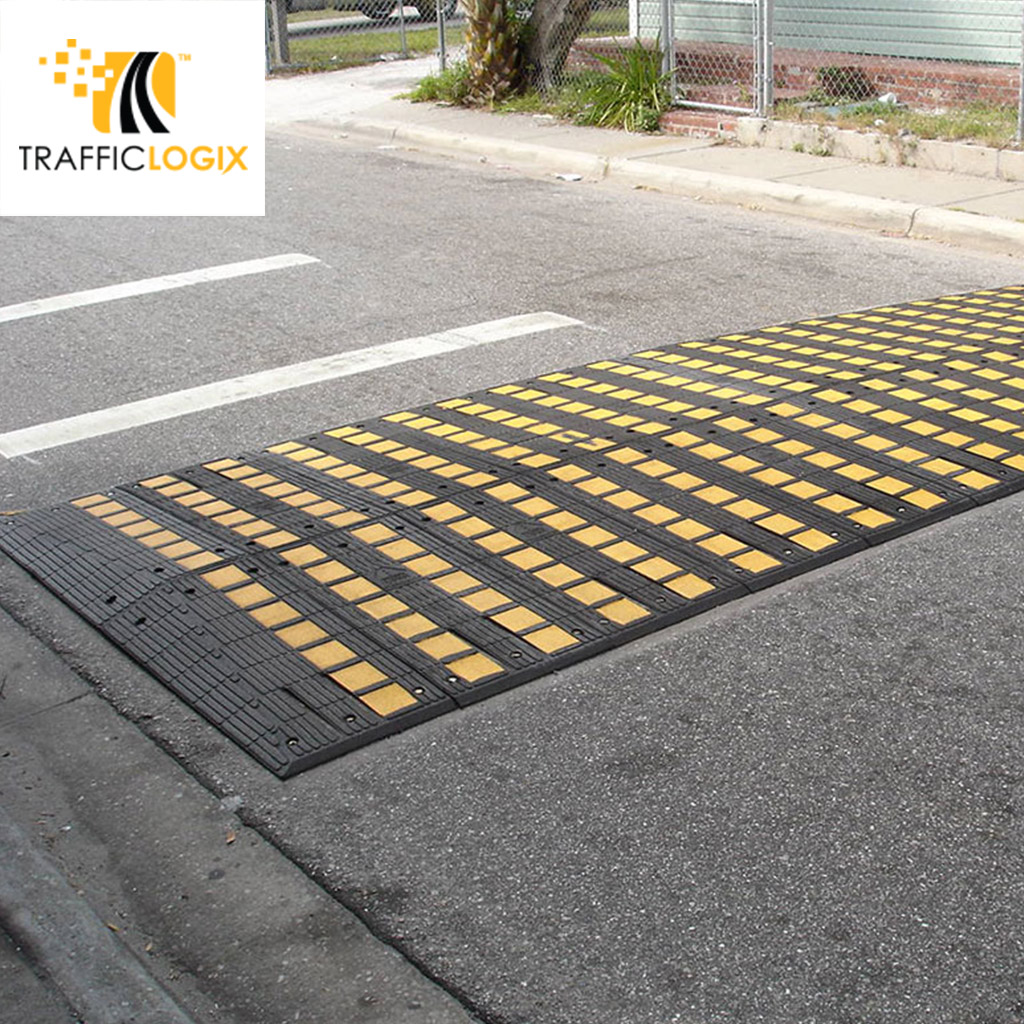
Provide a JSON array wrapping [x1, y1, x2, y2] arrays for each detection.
[[649, 0, 1024, 142], [531, 0, 1024, 144]]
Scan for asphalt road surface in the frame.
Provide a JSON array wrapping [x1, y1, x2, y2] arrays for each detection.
[[3, 130, 1024, 1024]]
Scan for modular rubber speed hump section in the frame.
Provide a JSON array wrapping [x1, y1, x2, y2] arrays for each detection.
[[5, 285, 1024, 775]]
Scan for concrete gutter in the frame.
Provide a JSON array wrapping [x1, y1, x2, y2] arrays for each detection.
[[605, 156, 915, 234], [349, 118, 612, 178], [0, 803, 196, 1024], [320, 115, 1024, 258]]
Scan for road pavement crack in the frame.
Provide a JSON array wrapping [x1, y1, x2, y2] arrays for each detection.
[[0, 691, 89, 735]]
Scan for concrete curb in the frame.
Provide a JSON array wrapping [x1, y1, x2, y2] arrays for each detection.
[[733, 117, 1024, 183], [350, 118, 612, 178], [605, 156, 916, 235], [0, 804, 196, 1024], [911, 205, 1024, 252], [328, 115, 1024, 257]]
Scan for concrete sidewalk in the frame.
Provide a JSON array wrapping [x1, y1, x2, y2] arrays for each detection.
[[267, 59, 1024, 257], [0, 592, 476, 1024]]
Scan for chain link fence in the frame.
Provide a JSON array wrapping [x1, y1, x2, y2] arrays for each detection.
[[764, 0, 1023, 144], [266, 0, 636, 92], [267, 0, 1024, 144], [654, 0, 1024, 143], [556, 0, 634, 76], [266, 0, 463, 72]]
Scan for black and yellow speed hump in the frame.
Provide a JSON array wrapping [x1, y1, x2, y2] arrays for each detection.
[[5, 285, 1024, 775]]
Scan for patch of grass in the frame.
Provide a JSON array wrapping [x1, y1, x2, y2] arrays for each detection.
[[579, 7, 629, 38], [490, 71, 599, 118], [406, 59, 472, 102], [493, 87, 557, 114], [776, 98, 1019, 149], [286, 27, 440, 68]]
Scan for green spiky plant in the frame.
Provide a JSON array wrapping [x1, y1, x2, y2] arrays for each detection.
[[573, 42, 670, 132]]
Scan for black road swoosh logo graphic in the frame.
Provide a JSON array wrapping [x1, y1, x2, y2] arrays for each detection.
[[118, 51, 169, 134]]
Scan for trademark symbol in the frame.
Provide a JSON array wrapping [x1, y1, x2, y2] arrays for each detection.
[[178, 53, 191, 61]]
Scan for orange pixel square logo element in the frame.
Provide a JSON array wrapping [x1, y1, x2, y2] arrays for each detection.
[[41, 38, 175, 133]]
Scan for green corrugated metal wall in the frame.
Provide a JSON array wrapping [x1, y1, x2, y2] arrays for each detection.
[[666, 0, 1021, 64]]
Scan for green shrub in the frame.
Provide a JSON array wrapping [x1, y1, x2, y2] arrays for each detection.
[[408, 41, 672, 133], [407, 60, 472, 104], [571, 43, 670, 132]]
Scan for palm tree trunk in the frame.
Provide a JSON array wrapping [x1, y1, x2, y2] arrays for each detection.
[[464, 0, 520, 104]]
